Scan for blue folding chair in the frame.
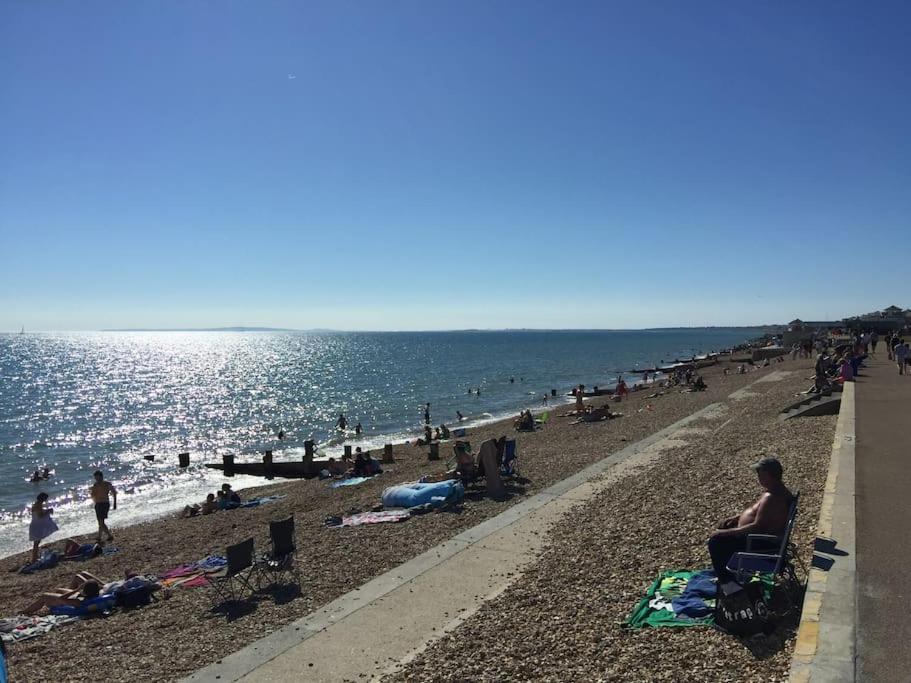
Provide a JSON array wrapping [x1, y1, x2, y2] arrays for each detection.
[[500, 439, 518, 477]]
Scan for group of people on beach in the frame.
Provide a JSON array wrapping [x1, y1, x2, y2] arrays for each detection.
[[324, 447, 383, 478], [415, 423, 452, 446], [180, 483, 242, 518], [28, 470, 117, 562]]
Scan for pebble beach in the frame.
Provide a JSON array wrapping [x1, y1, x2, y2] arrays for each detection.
[[385, 365, 836, 683], [1, 357, 833, 682]]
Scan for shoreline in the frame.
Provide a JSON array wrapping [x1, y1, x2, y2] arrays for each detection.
[[0, 368, 679, 560], [2, 357, 797, 682]]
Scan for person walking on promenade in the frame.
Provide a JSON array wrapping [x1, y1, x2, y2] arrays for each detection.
[[90, 470, 117, 542], [894, 339, 909, 375], [870, 331, 879, 355], [29, 492, 58, 562]]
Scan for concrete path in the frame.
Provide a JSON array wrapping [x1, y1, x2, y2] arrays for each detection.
[[182, 402, 727, 683], [789, 382, 856, 682], [855, 355, 911, 682]]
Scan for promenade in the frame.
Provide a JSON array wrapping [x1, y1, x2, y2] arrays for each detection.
[[855, 354, 911, 681]]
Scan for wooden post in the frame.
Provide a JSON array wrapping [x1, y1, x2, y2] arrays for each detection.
[[551, 389, 557, 397], [304, 440, 315, 464], [382, 443, 394, 464], [344, 445, 352, 458], [263, 450, 274, 480], [222, 454, 235, 477], [428, 442, 440, 461], [178, 452, 189, 468], [143, 455, 155, 462]]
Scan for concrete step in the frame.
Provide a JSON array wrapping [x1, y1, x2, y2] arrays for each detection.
[[780, 394, 842, 420]]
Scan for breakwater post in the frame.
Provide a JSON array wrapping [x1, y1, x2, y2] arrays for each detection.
[[383, 443, 395, 464], [178, 452, 190, 468], [344, 445, 352, 458], [222, 454, 235, 477], [428, 442, 440, 461], [263, 450, 273, 480], [303, 440, 315, 467]]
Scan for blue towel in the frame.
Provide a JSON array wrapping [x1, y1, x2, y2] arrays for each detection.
[[671, 570, 717, 618], [330, 476, 371, 488], [239, 495, 286, 508], [672, 594, 714, 618], [18, 550, 59, 574], [683, 571, 717, 598]]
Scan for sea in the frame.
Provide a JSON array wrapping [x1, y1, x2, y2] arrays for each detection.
[[0, 328, 764, 558]]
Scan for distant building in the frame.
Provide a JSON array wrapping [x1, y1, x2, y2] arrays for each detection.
[[782, 319, 842, 346], [843, 304, 908, 333]]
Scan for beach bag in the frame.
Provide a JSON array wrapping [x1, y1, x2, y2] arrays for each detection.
[[116, 583, 155, 609], [714, 580, 770, 637]]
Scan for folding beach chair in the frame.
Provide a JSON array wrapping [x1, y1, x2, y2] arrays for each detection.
[[258, 516, 300, 589], [211, 538, 258, 605], [723, 491, 804, 616], [500, 439, 518, 477]]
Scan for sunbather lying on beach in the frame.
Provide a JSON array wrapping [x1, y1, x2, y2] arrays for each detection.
[[63, 538, 104, 559], [25, 571, 104, 614], [571, 406, 615, 424]]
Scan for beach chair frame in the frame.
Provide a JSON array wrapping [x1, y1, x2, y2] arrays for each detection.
[[211, 537, 259, 606], [257, 515, 301, 589]]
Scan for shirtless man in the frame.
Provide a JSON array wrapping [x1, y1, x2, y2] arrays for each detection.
[[708, 457, 792, 582], [90, 470, 117, 542]]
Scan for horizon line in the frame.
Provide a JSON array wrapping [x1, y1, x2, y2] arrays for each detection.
[[3, 324, 783, 334]]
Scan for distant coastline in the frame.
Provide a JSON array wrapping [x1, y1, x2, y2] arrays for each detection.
[[0, 325, 783, 335]]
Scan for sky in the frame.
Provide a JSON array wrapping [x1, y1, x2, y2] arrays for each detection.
[[1, 1, 909, 331]]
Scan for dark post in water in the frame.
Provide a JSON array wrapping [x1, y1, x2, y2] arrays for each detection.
[[383, 443, 394, 464], [222, 453, 235, 477], [178, 452, 190, 468], [304, 440, 315, 466], [344, 445, 352, 458], [263, 450, 273, 480]]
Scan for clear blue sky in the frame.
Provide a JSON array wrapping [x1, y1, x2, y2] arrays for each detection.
[[1, 1, 909, 331]]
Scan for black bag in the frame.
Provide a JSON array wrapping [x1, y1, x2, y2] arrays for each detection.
[[115, 583, 155, 609], [714, 580, 770, 637]]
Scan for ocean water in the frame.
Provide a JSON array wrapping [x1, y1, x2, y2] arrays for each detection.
[[0, 329, 762, 558]]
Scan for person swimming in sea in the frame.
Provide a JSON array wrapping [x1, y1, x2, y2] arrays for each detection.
[[456, 411, 464, 422], [355, 421, 362, 435], [336, 414, 348, 431]]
